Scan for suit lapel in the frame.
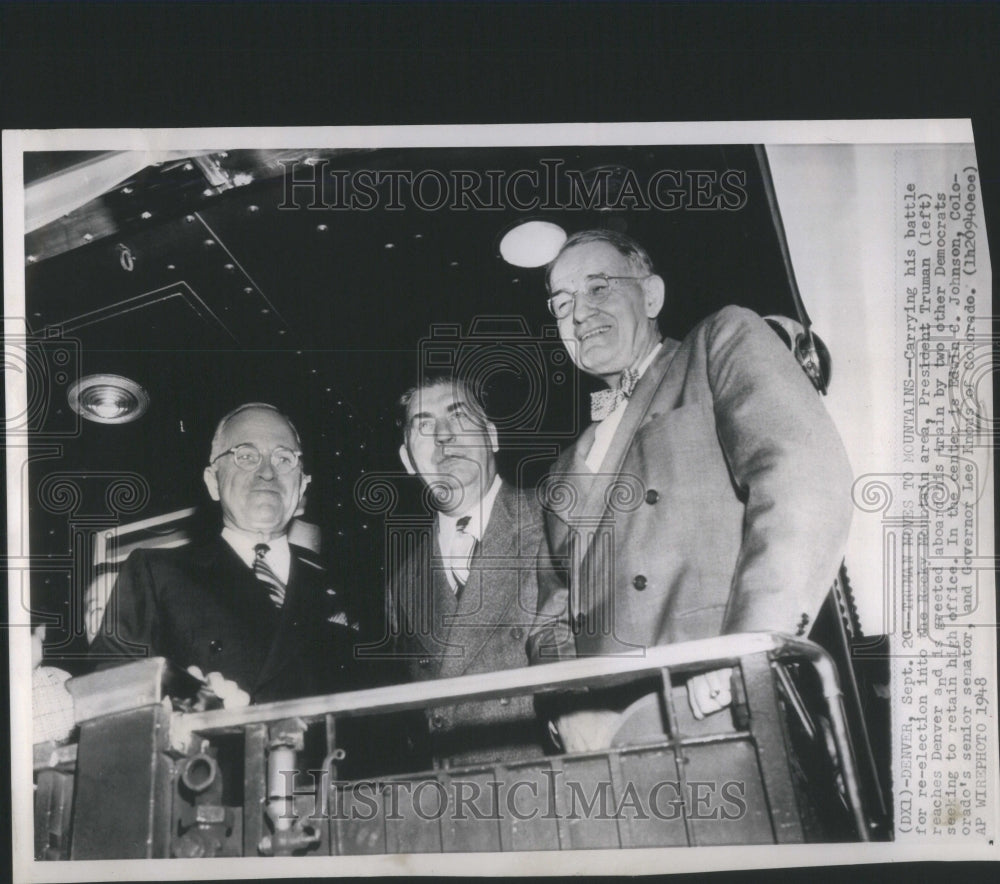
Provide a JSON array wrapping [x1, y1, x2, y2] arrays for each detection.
[[252, 551, 304, 695], [440, 483, 520, 678], [595, 339, 680, 479], [189, 536, 283, 697], [429, 521, 460, 655], [255, 545, 339, 697], [393, 520, 454, 667], [553, 341, 681, 615], [541, 430, 595, 549], [546, 343, 677, 537], [201, 537, 277, 631], [404, 522, 460, 672]]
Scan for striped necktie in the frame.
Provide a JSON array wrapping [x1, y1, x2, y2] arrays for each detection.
[[253, 543, 286, 608], [450, 515, 477, 594]]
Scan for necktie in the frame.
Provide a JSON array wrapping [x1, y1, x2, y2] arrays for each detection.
[[253, 543, 286, 608], [590, 366, 640, 422], [450, 515, 477, 593]]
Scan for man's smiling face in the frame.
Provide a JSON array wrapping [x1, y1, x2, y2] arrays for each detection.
[[548, 240, 664, 385]]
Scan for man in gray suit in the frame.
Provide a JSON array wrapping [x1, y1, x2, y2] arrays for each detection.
[[528, 230, 854, 751], [391, 372, 546, 766]]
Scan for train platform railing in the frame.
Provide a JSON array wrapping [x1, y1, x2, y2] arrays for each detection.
[[34, 632, 883, 859]]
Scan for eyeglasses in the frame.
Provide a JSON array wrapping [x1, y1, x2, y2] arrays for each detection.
[[210, 444, 303, 474], [547, 274, 652, 320]]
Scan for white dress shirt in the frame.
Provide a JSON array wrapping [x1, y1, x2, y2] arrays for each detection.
[[585, 342, 663, 472], [221, 527, 292, 584], [437, 474, 503, 592]]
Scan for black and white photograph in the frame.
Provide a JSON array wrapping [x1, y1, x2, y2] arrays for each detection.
[[4, 121, 995, 879]]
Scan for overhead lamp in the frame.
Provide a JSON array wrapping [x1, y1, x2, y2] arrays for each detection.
[[498, 220, 566, 268], [68, 374, 150, 424]]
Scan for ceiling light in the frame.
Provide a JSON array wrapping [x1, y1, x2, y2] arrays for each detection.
[[498, 220, 566, 268], [68, 374, 149, 424]]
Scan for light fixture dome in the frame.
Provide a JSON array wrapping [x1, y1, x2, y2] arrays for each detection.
[[68, 374, 150, 424], [498, 220, 567, 268]]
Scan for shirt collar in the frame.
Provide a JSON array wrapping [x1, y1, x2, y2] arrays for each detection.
[[222, 527, 291, 579], [438, 473, 502, 546]]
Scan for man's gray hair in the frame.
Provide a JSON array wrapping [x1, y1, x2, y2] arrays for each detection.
[[208, 402, 303, 462], [545, 229, 656, 292]]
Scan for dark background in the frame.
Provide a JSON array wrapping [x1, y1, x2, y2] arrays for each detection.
[[3, 2, 998, 881], [21, 141, 801, 663]]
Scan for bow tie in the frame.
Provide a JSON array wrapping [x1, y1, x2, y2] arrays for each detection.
[[590, 367, 639, 422]]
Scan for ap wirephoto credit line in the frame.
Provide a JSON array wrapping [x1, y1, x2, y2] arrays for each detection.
[[3, 121, 996, 880]]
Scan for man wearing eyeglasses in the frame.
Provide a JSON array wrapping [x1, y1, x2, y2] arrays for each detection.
[[90, 402, 358, 704], [528, 230, 853, 752]]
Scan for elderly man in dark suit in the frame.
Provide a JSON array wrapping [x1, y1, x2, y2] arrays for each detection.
[[528, 230, 854, 751], [390, 372, 546, 766], [90, 402, 357, 704]]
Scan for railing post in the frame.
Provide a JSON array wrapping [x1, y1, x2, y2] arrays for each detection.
[[739, 652, 805, 843]]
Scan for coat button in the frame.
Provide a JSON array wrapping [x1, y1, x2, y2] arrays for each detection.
[[510, 627, 524, 640], [431, 714, 445, 729], [632, 574, 647, 591], [209, 640, 223, 655], [419, 657, 431, 669], [645, 489, 659, 504], [499, 697, 510, 706]]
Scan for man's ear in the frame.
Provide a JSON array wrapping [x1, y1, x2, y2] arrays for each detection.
[[487, 421, 499, 454], [203, 466, 221, 502], [399, 444, 417, 476], [294, 474, 311, 517], [643, 274, 665, 319]]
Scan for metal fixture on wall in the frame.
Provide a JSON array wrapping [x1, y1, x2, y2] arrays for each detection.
[[67, 374, 150, 424]]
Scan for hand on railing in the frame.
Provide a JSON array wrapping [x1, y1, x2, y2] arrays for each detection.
[[32, 625, 76, 744], [686, 667, 734, 720], [551, 709, 622, 753], [186, 666, 250, 710]]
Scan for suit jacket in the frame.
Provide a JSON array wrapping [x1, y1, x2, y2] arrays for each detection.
[[90, 536, 358, 703], [528, 306, 854, 664], [391, 481, 546, 765]]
